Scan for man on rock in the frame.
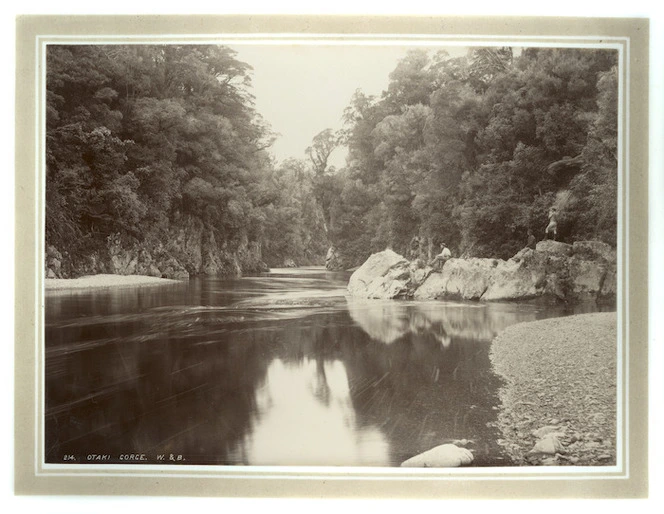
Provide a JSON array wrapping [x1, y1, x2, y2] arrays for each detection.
[[429, 243, 452, 271]]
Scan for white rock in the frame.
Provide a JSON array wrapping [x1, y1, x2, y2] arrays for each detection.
[[529, 435, 564, 455], [347, 249, 411, 299], [400, 444, 474, 468], [535, 240, 573, 256]]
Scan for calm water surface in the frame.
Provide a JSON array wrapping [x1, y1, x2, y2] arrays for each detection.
[[45, 268, 607, 467]]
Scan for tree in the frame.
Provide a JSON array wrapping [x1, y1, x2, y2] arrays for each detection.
[[305, 128, 340, 176]]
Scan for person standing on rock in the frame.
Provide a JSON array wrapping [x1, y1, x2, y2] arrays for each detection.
[[545, 207, 558, 241], [526, 229, 537, 250], [429, 243, 452, 271], [409, 235, 421, 261]]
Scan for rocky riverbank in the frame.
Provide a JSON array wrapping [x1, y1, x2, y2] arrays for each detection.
[[45, 216, 269, 280], [347, 240, 616, 304], [45, 274, 181, 292], [490, 312, 617, 466]]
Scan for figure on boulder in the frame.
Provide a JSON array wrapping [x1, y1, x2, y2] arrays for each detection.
[[526, 229, 537, 250], [545, 207, 558, 241], [429, 243, 452, 271], [409, 235, 421, 261]]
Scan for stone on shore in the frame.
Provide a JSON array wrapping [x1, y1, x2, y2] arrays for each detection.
[[529, 435, 565, 455], [401, 444, 474, 468]]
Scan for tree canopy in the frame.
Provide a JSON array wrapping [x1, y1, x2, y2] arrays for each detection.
[[46, 45, 618, 274], [323, 47, 618, 263]]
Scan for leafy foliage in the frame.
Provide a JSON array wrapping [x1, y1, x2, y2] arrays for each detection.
[[46, 44, 330, 270], [327, 47, 618, 263], [47, 45, 618, 273]]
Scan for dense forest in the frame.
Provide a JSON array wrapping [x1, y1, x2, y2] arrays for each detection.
[[325, 47, 618, 266], [45, 45, 617, 277], [46, 45, 328, 276]]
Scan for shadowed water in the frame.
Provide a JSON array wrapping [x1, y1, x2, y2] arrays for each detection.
[[44, 268, 608, 467]]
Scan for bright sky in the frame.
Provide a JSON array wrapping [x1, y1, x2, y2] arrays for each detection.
[[231, 44, 468, 169]]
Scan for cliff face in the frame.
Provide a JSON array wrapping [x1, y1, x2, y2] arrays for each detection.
[[347, 240, 617, 304], [45, 216, 268, 279]]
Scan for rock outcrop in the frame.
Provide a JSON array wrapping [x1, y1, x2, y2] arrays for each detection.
[[325, 246, 346, 271], [45, 215, 269, 279], [347, 249, 411, 299], [348, 241, 616, 304], [45, 245, 64, 279]]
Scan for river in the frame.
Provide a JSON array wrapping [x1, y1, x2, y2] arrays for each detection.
[[44, 267, 609, 467]]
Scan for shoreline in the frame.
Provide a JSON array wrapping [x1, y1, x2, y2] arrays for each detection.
[[490, 312, 617, 466], [45, 274, 183, 293]]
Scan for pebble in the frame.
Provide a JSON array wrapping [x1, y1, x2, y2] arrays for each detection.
[[530, 435, 564, 455], [490, 313, 617, 466], [532, 425, 564, 439]]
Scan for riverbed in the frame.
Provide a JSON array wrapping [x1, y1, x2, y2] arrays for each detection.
[[44, 267, 611, 467]]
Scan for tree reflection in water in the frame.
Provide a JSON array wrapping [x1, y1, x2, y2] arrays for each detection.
[[246, 358, 389, 466]]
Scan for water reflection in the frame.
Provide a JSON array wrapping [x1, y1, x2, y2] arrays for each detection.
[[45, 271, 610, 467], [245, 358, 389, 466], [347, 299, 549, 345]]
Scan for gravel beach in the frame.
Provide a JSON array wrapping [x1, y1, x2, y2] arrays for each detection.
[[45, 274, 181, 292], [490, 312, 617, 466]]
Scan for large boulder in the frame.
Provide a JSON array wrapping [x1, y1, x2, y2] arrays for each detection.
[[349, 241, 617, 304], [415, 258, 497, 301], [568, 258, 607, 298], [442, 258, 498, 300], [482, 257, 547, 301], [415, 252, 548, 302], [572, 241, 616, 263], [347, 249, 411, 299], [408, 261, 434, 290], [536, 240, 573, 257], [413, 272, 448, 300]]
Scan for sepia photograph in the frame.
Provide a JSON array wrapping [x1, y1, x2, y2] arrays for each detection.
[[43, 41, 622, 468], [13, 14, 651, 500]]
